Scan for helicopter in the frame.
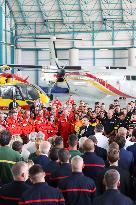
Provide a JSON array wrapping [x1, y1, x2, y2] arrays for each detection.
[[0, 66, 49, 112]]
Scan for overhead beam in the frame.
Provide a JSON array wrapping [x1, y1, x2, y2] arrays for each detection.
[[56, 0, 65, 22], [98, 0, 104, 21], [35, 0, 50, 33], [77, 0, 85, 24], [15, 0, 29, 28]]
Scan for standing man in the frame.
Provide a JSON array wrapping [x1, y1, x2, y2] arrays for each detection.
[[0, 162, 30, 205], [19, 164, 65, 205], [79, 116, 94, 138], [59, 156, 96, 205], [93, 169, 133, 205], [9, 98, 19, 110], [0, 130, 21, 185]]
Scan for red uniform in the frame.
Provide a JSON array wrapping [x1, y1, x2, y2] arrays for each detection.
[[66, 99, 76, 105], [21, 117, 35, 136], [35, 117, 49, 140], [6, 117, 22, 135], [52, 100, 62, 109], [58, 117, 71, 147], [46, 121, 58, 138]]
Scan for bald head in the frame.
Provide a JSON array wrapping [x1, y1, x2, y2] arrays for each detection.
[[39, 141, 51, 155], [104, 169, 120, 190], [71, 156, 84, 172], [83, 139, 95, 152], [11, 162, 29, 181]]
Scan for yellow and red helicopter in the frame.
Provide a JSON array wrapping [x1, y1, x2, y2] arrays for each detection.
[[0, 65, 49, 112]]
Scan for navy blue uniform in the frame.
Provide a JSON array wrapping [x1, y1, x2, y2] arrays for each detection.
[[19, 182, 65, 205], [119, 148, 134, 172], [33, 155, 50, 171], [97, 166, 131, 197], [93, 189, 133, 205], [51, 163, 72, 187], [127, 144, 136, 165], [82, 152, 105, 181], [0, 181, 30, 205], [95, 145, 107, 162], [45, 161, 60, 184], [59, 172, 96, 205]]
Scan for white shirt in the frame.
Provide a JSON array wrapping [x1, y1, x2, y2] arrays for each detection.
[[125, 138, 134, 149], [95, 132, 109, 150]]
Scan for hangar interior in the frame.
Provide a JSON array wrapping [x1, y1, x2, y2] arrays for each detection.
[[0, 0, 136, 86]]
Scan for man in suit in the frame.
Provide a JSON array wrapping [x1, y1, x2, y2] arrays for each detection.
[[93, 169, 133, 205], [9, 98, 19, 110], [79, 116, 94, 138]]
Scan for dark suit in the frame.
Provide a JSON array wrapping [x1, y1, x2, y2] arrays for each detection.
[[97, 165, 131, 197], [79, 125, 95, 138], [9, 101, 19, 110], [93, 189, 133, 205], [95, 145, 107, 162]]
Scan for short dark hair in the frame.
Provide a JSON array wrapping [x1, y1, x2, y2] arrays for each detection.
[[95, 124, 104, 132], [132, 128, 136, 138], [29, 164, 44, 177], [0, 130, 12, 146], [68, 134, 78, 147], [54, 136, 63, 146], [58, 148, 70, 163], [49, 148, 59, 161], [118, 112, 125, 117], [112, 134, 126, 149], [88, 135, 97, 144], [12, 141, 23, 152]]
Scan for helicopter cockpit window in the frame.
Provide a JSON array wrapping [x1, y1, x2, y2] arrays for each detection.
[[27, 85, 39, 100], [0, 86, 13, 99], [17, 84, 39, 100]]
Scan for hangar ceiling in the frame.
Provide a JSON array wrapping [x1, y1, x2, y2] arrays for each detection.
[[1, 0, 136, 48], [4, 0, 136, 35]]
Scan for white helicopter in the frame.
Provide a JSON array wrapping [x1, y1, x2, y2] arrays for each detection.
[[1, 36, 136, 99]]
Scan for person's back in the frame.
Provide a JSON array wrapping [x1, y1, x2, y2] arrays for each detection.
[[127, 128, 136, 165], [51, 149, 72, 187], [0, 162, 30, 205], [93, 169, 133, 205], [19, 165, 65, 205], [119, 148, 134, 171], [59, 156, 96, 205], [0, 130, 21, 184], [82, 139, 105, 181], [93, 189, 133, 205], [33, 141, 51, 170], [97, 148, 131, 197], [68, 134, 81, 159], [45, 148, 60, 183]]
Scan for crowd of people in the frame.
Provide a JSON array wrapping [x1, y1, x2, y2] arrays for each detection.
[[0, 95, 136, 205]]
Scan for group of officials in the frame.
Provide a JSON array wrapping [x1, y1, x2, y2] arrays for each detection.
[[0, 96, 136, 205]]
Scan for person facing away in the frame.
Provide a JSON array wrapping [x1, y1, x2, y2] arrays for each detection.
[[51, 148, 72, 187], [33, 141, 51, 171], [82, 139, 105, 182], [93, 169, 133, 205], [0, 161, 30, 205], [59, 155, 96, 205], [19, 164, 65, 205], [68, 134, 81, 160], [0, 130, 21, 185], [97, 146, 131, 197]]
